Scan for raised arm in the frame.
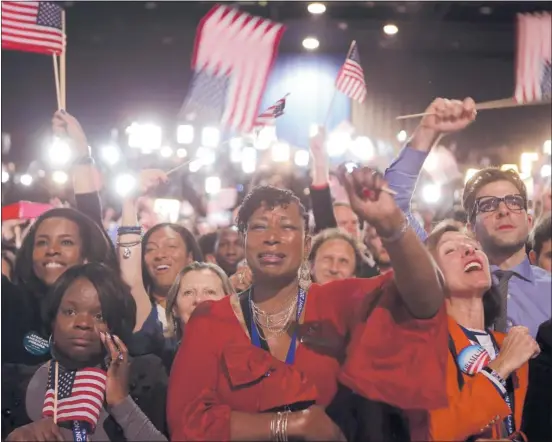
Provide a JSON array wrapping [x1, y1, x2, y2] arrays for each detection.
[[118, 170, 168, 331], [384, 97, 477, 242], [338, 165, 444, 319], [309, 129, 338, 233], [52, 111, 103, 227]]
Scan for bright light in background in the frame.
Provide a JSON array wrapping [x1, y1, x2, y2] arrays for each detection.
[[302, 37, 320, 50], [520, 152, 539, 177], [229, 138, 243, 149], [294, 150, 310, 167], [101, 145, 120, 166], [126, 123, 162, 150], [500, 164, 520, 174], [176, 125, 194, 144], [20, 174, 33, 186], [205, 176, 221, 195], [153, 199, 181, 223], [327, 132, 351, 157], [189, 159, 202, 173], [349, 136, 375, 161], [465, 168, 479, 184], [307, 2, 326, 14], [2, 170, 9, 183], [255, 126, 276, 150], [422, 183, 441, 204], [160, 146, 173, 158], [52, 170, 68, 185], [396, 130, 407, 142], [201, 127, 220, 148], [196, 146, 216, 165], [230, 145, 242, 163], [544, 139, 551, 155], [115, 173, 136, 198], [242, 147, 257, 174], [383, 24, 399, 36], [48, 138, 72, 166], [272, 142, 290, 162], [176, 148, 188, 158], [345, 162, 358, 173], [309, 124, 320, 137], [541, 164, 552, 178]]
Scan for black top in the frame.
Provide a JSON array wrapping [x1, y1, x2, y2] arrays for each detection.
[[310, 185, 380, 279], [522, 318, 552, 442], [1, 191, 103, 366]]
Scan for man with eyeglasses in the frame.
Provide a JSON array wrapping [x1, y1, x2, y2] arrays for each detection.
[[384, 97, 550, 338], [463, 168, 551, 337]]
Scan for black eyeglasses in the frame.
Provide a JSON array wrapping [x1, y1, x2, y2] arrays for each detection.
[[472, 194, 527, 217]]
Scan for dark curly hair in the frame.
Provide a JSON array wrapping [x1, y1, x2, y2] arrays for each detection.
[[463, 167, 528, 222], [425, 221, 500, 328], [14, 208, 118, 297], [236, 186, 309, 234], [141, 223, 203, 293], [43, 263, 136, 343]]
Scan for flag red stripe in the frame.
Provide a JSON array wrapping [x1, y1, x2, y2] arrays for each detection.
[[515, 12, 551, 103], [1, 1, 64, 55], [192, 5, 285, 133]]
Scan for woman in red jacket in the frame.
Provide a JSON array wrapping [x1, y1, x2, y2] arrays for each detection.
[[167, 166, 449, 441]]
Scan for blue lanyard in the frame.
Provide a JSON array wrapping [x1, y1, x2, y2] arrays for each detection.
[[72, 421, 87, 442], [460, 326, 515, 436], [250, 288, 307, 365]]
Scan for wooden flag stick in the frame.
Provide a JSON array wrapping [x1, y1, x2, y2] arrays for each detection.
[[396, 97, 552, 120], [53, 361, 59, 424], [60, 9, 66, 109], [324, 40, 356, 129], [166, 159, 193, 176], [52, 54, 61, 110]]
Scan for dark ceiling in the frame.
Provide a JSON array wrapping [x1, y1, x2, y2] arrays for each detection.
[[62, 1, 552, 55]]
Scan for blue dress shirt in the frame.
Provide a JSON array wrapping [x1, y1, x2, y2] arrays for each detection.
[[384, 146, 551, 337]]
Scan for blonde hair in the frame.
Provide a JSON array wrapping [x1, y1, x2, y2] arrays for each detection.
[[166, 261, 234, 339]]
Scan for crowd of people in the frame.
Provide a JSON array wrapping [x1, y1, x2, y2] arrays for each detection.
[[1, 98, 551, 442]]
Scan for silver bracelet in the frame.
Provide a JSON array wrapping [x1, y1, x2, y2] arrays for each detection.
[[379, 215, 410, 244]]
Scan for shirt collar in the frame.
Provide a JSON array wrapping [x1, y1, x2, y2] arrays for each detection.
[[491, 256, 535, 284]]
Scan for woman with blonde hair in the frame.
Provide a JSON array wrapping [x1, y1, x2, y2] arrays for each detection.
[[166, 261, 234, 342]]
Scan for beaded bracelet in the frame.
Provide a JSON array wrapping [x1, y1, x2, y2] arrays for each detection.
[[379, 215, 410, 244], [117, 226, 143, 237]]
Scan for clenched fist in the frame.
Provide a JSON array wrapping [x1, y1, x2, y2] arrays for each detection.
[[488, 326, 540, 379]]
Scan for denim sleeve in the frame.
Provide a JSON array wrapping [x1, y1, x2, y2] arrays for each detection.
[[384, 146, 429, 242]]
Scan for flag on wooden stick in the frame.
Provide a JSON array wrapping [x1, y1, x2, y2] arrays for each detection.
[[335, 41, 367, 103], [1, 1, 64, 55], [179, 5, 285, 133], [514, 12, 551, 103]]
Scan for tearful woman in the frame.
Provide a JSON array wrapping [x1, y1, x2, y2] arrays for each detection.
[[167, 164, 450, 442]]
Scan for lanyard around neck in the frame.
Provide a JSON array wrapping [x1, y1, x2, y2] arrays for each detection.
[[244, 287, 307, 365]]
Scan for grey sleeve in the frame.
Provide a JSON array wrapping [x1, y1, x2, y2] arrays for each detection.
[[108, 396, 167, 441]]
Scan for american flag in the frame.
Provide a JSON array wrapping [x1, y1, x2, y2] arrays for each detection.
[[42, 364, 107, 430], [335, 41, 367, 103], [514, 12, 551, 103], [253, 95, 287, 129], [1, 1, 64, 55], [181, 5, 285, 133]]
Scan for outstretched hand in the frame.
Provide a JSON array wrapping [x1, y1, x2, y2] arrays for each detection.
[[52, 110, 89, 156], [336, 165, 403, 236]]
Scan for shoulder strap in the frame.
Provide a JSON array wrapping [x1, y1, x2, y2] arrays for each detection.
[[448, 334, 465, 391], [239, 290, 270, 352]]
